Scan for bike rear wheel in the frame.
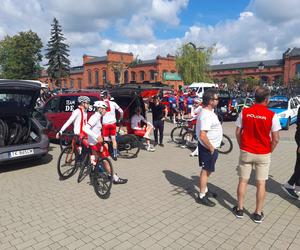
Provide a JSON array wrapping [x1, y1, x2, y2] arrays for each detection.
[[218, 134, 233, 154], [91, 157, 113, 199], [182, 131, 198, 148], [171, 126, 187, 144], [57, 145, 79, 180], [117, 134, 141, 158]]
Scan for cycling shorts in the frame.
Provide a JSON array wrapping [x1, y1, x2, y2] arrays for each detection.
[[102, 123, 116, 137], [90, 143, 110, 158]]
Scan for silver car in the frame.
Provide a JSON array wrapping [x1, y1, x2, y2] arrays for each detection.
[[0, 80, 49, 164]]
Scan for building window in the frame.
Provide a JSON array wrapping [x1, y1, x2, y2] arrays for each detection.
[[131, 71, 136, 81], [114, 71, 120, 84], [124, 70, 129, 83], [64, 80, 67, 88], [70, 79, 74, 88], [88, 70, 92, 86], [95, 70, 99, 86], [102, 70, 106, 84], [296, 64, 300, 77], [78, 78, 82, 89], [150, 70, 155, 80], [140, 71, 145, 81]]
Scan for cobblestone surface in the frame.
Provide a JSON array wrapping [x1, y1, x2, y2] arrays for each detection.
[[0, 121, 299, 249]]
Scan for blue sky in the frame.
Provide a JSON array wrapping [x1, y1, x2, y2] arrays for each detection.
[[1, 0, 300, 66]]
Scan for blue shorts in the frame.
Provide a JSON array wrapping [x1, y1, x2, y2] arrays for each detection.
[[198, 142, 218, 172]]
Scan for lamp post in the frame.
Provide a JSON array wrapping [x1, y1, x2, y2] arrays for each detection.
[[258, 62, 265, 86]]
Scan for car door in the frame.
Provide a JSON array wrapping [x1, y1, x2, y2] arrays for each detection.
[[290, 98, 298, 123], [43, 96, 61, 138]]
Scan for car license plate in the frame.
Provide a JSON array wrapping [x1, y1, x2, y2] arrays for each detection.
[[9, 149, 34, 158]]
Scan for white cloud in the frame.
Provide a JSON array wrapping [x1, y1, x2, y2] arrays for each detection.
[[1, 0, 300, 68]]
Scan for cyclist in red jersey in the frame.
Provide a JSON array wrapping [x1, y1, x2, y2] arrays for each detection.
[[84, 101, 127, 184]]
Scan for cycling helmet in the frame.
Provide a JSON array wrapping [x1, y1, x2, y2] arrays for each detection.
[[100, 90, 109, 98], [93, 101, 108, 109], [78, 96, 90, 104]]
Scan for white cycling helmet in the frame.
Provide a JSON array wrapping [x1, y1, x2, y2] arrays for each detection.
[[93, 101, 108, 109], [78, 96, 90, 104]]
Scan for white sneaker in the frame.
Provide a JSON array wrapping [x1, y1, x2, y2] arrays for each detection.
[[146, 146, 155, 152], [190, 152, 198, 157], [180, 145, 187, 149]]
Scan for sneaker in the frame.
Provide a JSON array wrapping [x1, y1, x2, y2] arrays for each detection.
[[196, 195, 216, 207], [113, 177, 128, 184], [232, 206, 244, 219], [180, 145, 187, 149], [281, 184, 299, 199], [252, 212, 264, 223], [190, 152, 198, 157], [111, 155, 118, 161], [153, 142, 158, 147], [159, 143, 164, 147], [146, 146, 155, 152]]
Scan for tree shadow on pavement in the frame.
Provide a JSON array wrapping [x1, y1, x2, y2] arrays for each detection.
[[163, 170, 251, 215]]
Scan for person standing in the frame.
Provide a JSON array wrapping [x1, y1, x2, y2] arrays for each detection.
[[196, 89, 222, 207], [149, 96, 168, 147], [281, 107, 300, 199], [233, 87, 280, 223]]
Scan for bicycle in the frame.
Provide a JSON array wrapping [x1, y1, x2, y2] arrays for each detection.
[[170, 119, 189, 144], [181, 129, 233, 154], [57, 133, 113, 199]]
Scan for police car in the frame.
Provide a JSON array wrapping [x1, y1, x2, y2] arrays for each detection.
[[268, 95, 299, 130]]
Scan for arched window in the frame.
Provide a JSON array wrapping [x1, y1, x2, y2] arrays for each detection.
[[78, 79, 82, 89], [114, 71, 120, 84], [88, 70, 92, 86], [150, 70, 155, 81], [95, 70, 99, 86], [102, 70, 107, 84], [70, 79, 74, 88], [124, 70, 129, 83], [64, 80, 67, 88], [131, 71, 136, 81], [296, 63, 300, 77], [140, 71, 145, 81]]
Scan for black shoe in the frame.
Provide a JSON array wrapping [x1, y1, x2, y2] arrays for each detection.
[[196, 195, 216, 207], [252, 212, 264, 223], [153, 142, 158, 147], [206, 190, 217, 198], [113, 178, 128, 184], [159, 143, 164, 147], [281, 185, 299, 199], [111, 155, 118, 161], [232, 206, 244, 219]]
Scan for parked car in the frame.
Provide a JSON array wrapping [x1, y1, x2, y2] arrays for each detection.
[[41, 88, 146, 139], [217, 90, 238, 121], [268, 95, 299, 130], [189, 82, 217, 99], [234, 97, 254, 113], [0, 80, 49, 164]]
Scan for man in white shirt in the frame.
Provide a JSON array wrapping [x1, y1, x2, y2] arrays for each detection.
[[83, 101, 127, 184], [56, 96, 90, 138], [196, 89, 223, 207], [131, 106, 155, 152], [101, 91, 124, 160]]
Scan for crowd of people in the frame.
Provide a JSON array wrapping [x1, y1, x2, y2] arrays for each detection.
[[53, 86, 299, 224]]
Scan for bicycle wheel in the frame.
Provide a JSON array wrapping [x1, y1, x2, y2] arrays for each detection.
[[57, 145, 79, 180], [170, 126, 187, 144], [218, 134, 233, 154], [91, 157, 113, 199], [77, 152, 90, 183], [117, 134, 141, 159], [182, 131, 197, 148]]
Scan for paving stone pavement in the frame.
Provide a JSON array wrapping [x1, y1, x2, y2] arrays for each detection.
[[0, 121, 299, 250]]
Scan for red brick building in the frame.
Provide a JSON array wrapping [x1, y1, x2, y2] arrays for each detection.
[[40, 50, 183, 90], [211, 48, 300, 85]]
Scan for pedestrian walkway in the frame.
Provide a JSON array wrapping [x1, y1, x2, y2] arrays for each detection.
[[0, 122, 299, 249]]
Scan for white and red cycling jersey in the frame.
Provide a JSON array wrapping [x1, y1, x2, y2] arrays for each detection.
[[102, 100, 123, 125], [59, 107, 87, 137], [83, 112, 102, 145]]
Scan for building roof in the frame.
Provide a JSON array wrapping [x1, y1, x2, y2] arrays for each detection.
[[210, 59, 284, 71], [284, 47, 300, 57], [86, 56, 107, 64], [70, 66, 84, 74]]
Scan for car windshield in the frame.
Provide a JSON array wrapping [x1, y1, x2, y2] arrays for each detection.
[[190, 87, 199, 93], [268, 100, 288, 109]]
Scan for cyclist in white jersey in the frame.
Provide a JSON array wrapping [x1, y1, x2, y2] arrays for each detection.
[[83, 101, 127, 184], [56, 96, 90, 138], [190, 97, 203, 157], [101, 91, 123, 160]]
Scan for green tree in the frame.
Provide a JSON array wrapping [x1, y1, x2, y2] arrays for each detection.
[[224, 75, 236, 90], [176, 42, 213, 84], [45, 18, 70, 88], [0, 31, 43, 79], [245, 77, 259, 92]]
